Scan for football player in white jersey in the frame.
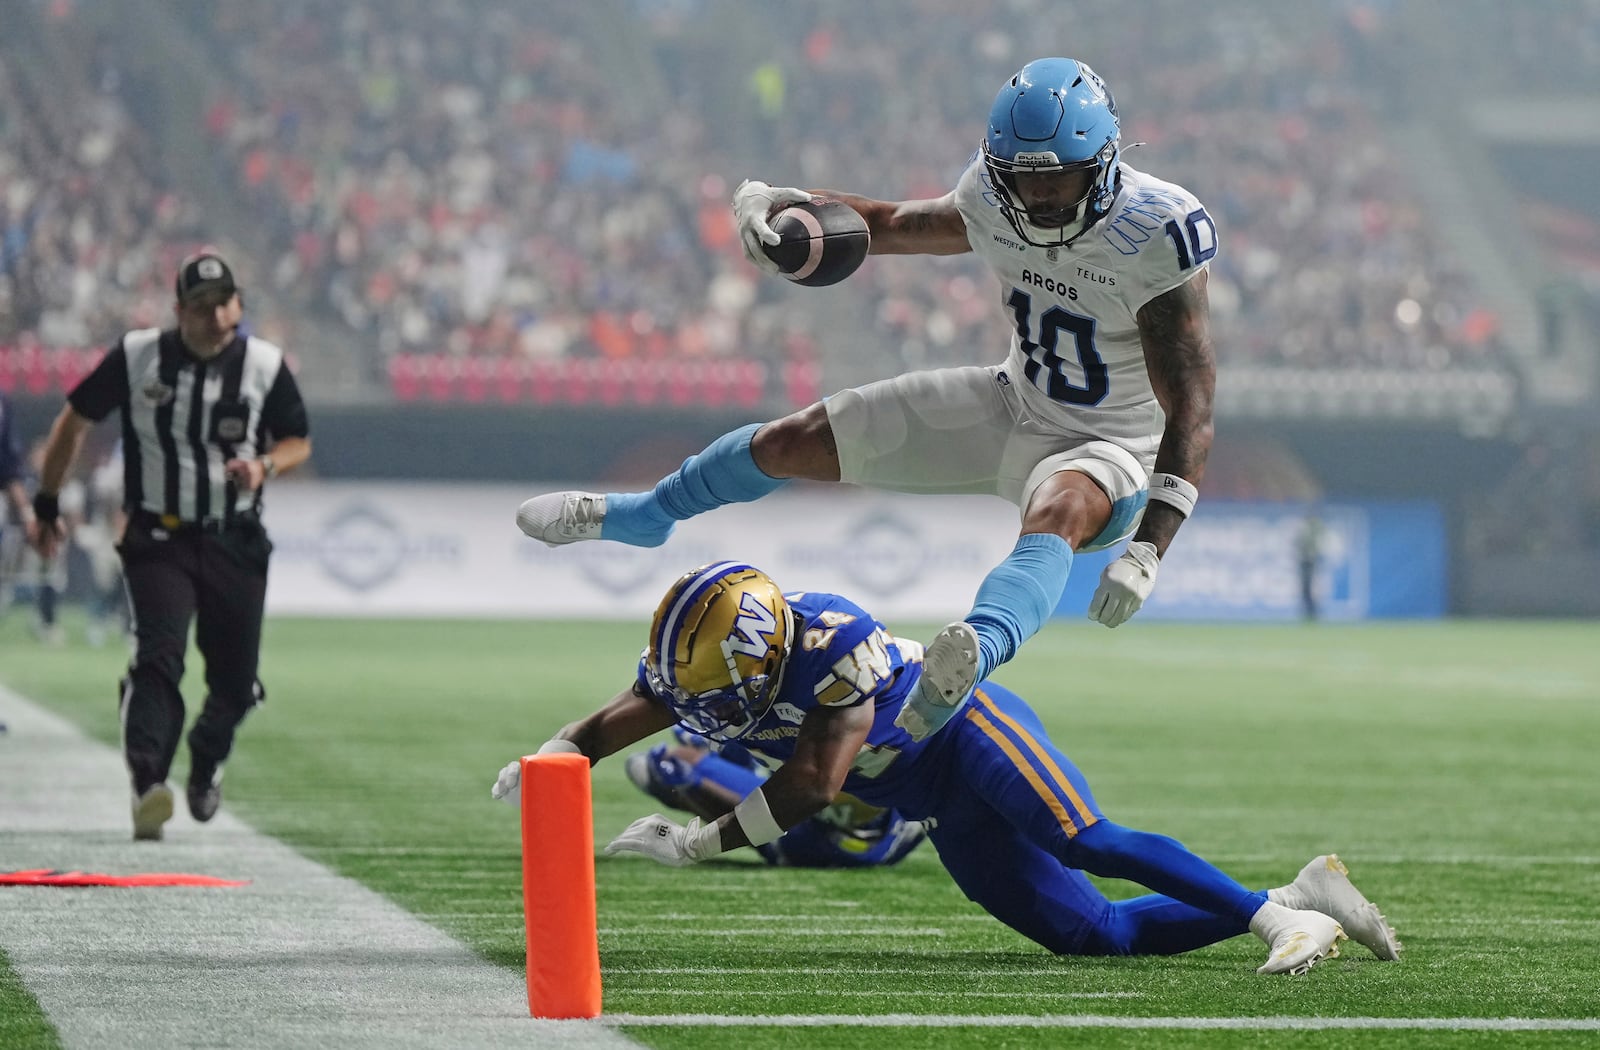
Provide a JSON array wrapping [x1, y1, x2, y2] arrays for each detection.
[[518, 58, 1217, 742]]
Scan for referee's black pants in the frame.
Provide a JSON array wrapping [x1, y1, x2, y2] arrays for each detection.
[[117, 515, 272, 794]]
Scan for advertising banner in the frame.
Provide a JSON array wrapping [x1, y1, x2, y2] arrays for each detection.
[[1056, 501, 1447, 620], [263, 485, 1445, 621], [262, 482, 1017, 621]]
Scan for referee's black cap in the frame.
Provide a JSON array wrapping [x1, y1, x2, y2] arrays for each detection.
[[175, 251, 240, 304]]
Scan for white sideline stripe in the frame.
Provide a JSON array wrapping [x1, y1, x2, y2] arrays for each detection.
[[601, 926, 947, 937], [604, 1014, 1600, 1031], [0, 685, 637, 1050], [1213, 853, 1600, 867], [609, 967, 1087, 977], [621, 990, 1142, 1000], [648, 911, 993, 923]]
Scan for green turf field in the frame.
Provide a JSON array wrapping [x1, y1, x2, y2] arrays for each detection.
[[3, 612, 1598, 1048]]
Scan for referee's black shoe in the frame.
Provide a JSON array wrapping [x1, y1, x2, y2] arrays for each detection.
[[186, 762, 224, 823]]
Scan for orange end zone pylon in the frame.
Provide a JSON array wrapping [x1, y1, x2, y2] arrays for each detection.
[[520, 752, 602, 1019]]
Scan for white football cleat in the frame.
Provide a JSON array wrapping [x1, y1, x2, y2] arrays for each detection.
[[1272, 854, 1402, 961], [1250, 901, 1346, 975], [894, 621, 980, 742], [131, 782, 175, 842], [517, 491, 606, 547]]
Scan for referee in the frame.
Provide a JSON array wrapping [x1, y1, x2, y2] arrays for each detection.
[[31, 252, 311, 841]]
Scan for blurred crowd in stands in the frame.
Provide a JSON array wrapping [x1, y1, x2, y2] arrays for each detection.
[[4, 0, 1596, 399], [0, 50, 211, 351]]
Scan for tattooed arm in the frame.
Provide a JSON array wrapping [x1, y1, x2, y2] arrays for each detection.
[[1133, 269, 1216, 557], [813, 190, 972, 256]]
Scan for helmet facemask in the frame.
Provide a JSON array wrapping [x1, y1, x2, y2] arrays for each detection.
[[645, 639, 787, 742], [984, 137, 1118, 249]]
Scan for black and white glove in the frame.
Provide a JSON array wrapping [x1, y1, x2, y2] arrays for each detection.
[[1088, 540, 1160, 628], [733, 179, 812, 274], [603, 813, 723, 867]]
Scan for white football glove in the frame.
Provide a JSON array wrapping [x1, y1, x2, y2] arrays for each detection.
[[490, 739, 582, 806], [491, 760, 522, 806], [1088, 540, 1160, 628], [733, 179, 812, 275], [603, 813, 723, 867]]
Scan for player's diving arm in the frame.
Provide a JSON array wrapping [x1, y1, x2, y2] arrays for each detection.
[[1133, 268, 1216, 556], [543, 682, 681, 764], [708, 702, 876, 852], [812, 190, 972, 256], [542, 685, 873, 851]]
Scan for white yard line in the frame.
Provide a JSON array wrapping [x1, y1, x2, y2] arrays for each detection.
[[606, 1014, 1600, 1031], [620, 990, 1143, 1000], [600, 926, 950, 937], [0, 684, 635, 1050]]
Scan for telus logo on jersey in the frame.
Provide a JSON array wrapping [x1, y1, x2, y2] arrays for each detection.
[[1075, 266, 1115, 286]]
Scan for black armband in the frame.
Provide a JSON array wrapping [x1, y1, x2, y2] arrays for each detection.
[[32, 491, 59, 524]]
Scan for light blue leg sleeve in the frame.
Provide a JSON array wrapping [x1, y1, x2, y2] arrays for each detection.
[[967, 533, 1073, 683], [601, 423, 786, 546]]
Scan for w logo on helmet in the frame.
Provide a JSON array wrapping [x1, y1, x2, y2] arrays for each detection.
[[727, 592, 779, 658]]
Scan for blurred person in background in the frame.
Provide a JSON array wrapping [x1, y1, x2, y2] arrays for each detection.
[[18, 439, 74, 646], [519, 57, 1216, 744], [30, 252, 312, 841], [0, 389, 39, 617], [492, 562, 1401, 974], [76, 441, 132, 648], [1297, 508, 1327, 622]]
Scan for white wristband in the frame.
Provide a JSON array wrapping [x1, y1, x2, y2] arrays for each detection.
[[536, 738, 582, 755], [733, 788, 785, 847], [684, 817, 726, 861], [1147, 473, 1198, 518]]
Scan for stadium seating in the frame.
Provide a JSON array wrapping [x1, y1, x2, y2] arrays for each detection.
[[7, 0, 1583, 407]]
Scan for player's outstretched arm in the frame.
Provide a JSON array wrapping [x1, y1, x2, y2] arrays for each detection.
[[817, 190, 971, 256], [602, 702, 875, 865], [491, 683, 677, 805], [551, 682, 679, 763], [1089, 271, 1216, 628]]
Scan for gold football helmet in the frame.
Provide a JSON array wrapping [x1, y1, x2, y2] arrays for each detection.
[[644, 562, 792, 739]]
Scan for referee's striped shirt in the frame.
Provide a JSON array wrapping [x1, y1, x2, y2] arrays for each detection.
[[68, 328, 309, 524]]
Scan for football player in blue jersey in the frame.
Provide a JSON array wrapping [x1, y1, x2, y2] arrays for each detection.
[[622, 726, 928, 868], [493, 563, 1401, 975], [518, 57, 1219, 745]]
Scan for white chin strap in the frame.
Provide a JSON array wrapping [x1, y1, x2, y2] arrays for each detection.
[[1017, 209, 1087, 248]]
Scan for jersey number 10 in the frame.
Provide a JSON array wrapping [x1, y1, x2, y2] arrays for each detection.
[[1007, 289, 1109, 406], [1163, 208, 1218, 270]]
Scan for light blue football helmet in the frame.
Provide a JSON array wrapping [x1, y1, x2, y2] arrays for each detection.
[[983, 57, 1121, 248]]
